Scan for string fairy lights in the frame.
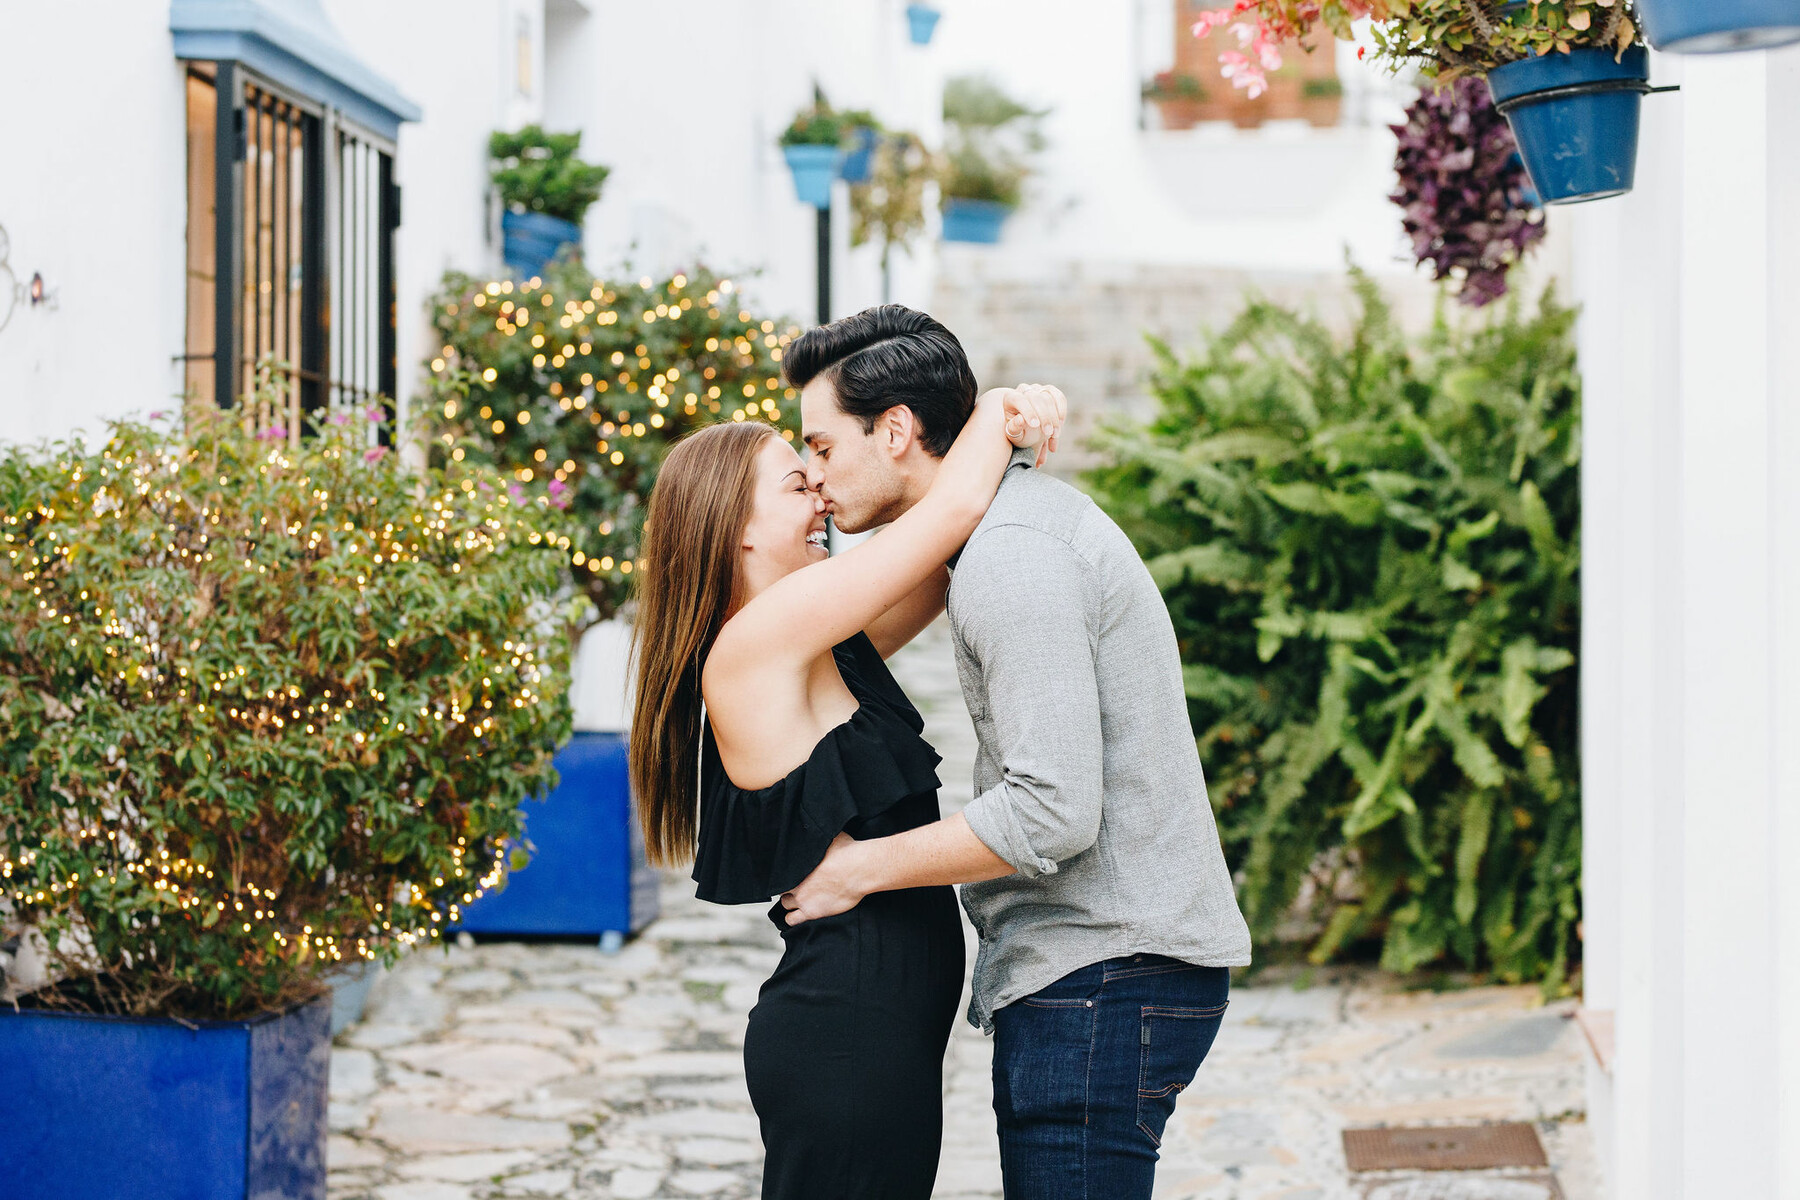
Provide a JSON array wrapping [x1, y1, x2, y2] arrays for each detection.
[[0, 398, 573, 1018]]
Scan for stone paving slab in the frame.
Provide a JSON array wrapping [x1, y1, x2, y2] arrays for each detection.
[[327, 619, 1597, 1200]]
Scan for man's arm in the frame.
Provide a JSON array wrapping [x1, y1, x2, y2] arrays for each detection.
[[781, 526, 1102, 925]]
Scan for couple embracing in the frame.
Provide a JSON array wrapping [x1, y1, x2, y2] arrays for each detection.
[[629, 306, 1251, 1199]]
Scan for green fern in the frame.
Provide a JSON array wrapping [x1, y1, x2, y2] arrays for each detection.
[[1086, 271, 1581, 988]]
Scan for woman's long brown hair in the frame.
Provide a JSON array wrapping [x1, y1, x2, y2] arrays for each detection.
[[631, 420, 778, 865]]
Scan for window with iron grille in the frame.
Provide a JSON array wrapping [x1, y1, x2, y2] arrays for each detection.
[[183, 62, 399, 440]]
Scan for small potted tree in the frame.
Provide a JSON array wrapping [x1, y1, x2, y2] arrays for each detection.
[[850, 131, 937, 301], [490, 124, 611, 279], [423, 261, 798, 941], [0, 398, 572, 1196], [1634, 0, 1800, 53], [780, 96, 848, 209], [1192, 0, 1654, 204], [939, 75, 1047, 244]]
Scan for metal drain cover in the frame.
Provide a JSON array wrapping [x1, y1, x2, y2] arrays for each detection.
[[1343, 1123, 1548, 1171]]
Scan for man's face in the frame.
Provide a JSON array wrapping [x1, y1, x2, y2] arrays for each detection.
[[800, 376, 909, 534]]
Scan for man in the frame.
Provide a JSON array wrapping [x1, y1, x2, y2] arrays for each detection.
[[780, 304, 1252, 1197]]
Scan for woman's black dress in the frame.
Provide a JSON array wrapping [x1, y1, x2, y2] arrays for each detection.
[[693, 632, 964, 1200]]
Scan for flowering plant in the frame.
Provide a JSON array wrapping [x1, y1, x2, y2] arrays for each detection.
[[1191, 0, 1640, 92], [424, 261, 799, 627], [0, 400, 574, 1019], [1391, 76, 1544, 306]]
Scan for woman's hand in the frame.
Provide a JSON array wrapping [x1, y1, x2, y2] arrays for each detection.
[[983, 384, 1068, 467]]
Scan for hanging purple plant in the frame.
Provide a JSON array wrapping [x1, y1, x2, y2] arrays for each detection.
[[1391, 77, 1545, 308]]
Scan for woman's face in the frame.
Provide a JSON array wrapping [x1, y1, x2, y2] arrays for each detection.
[[741, 434, 827, 582]]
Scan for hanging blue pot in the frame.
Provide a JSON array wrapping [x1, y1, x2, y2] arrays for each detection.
[[941, 198, 1013, 244], [0, 995, 330, 1200], [783, 144, 845, 209], [906, 3, 941, 45], [1486, 46, 1651, 205], [502, 210, 582, 279], [1636, 0, 1800, 52], [840, 126, 879, 184]]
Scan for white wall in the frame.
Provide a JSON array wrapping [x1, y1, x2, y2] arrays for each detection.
[[0, 2, 189, 445], [1576, 41, 1800, 1200]]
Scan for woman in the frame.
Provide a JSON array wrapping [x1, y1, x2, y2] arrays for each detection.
[[630, 386, 1061, 1199]]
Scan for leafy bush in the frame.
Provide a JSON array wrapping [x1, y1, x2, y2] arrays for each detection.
[[850, 132, 938, 282], [940, 75, 1047, 208], [1085, 274, 1581, 988], [1392, 77, 1545, 308], [780, 99, 847, 147], [490, 125, 611, 225], [0, 401, 575, 1019], [423, 261, 800, 626]]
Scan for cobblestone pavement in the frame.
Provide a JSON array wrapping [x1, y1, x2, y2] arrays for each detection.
[[328, 619, 1599, 1200]]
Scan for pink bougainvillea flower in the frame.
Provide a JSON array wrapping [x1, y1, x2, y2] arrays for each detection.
[[365, 405, 385, 423], [364, 446, 388, 463], [148, 410, 168, 420], [546, 478, 571, 509], [1192, 8, 1234, 38], [257, 425, 287, 442], [329, 412, 351, 426], [507, 484, 525, 501], [1219, 50, 1269, 98]]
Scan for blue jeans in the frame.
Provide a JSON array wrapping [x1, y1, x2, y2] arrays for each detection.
[[991, 955, 1230, 1200]]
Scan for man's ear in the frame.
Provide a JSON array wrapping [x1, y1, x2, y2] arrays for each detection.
[[879, 405, 919, 460]]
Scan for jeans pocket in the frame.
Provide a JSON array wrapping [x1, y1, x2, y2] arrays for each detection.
[[1135, 1002, 1228, 1147]]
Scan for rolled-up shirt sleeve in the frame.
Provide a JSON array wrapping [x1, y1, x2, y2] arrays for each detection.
[[956, 526, 1102, 878]]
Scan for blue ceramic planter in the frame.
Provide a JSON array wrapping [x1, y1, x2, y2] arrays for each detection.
[[941, 198, 1013, 244], [783, 144, 844, 209], [455, 732, 659, 945], [501, 210, 582, 279], [1486, 46, 1651, 205], [0, 995, 330, 1200], [1637, 0, 1800, 52], [906, 3, 941, 44], [840, 126, 879, 184]]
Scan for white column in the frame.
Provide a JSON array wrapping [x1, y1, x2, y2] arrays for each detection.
[[1677, 52, 1779, 1197]]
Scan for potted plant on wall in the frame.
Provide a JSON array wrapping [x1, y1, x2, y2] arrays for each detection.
[[491, 124, 611, 279], [423, 261, 798, 943], [940, 75, 1047, 244], [0, 397, 571, 1197], [837, 110, 884, 185], [1634, 0, 1800, 53], [1142, 70, 1210, 130], [1192, 0, 1654, 205], [905, 2, 942, 45], [780, 95, 848, 210]]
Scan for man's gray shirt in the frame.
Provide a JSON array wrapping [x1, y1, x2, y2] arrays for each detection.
[[948, 453, 1252, 1031]]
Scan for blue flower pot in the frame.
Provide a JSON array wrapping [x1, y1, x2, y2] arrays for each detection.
[[906, 3, 941, 45], [1486, 46, 1651, 205], [783, 143, 845, 209], [501, 210, 582, 279], [840, 126, 879, 184], [1636, 0, 1800, 52], [941, 198, 1013, 244], [0, 995, 330, 1200], [455, 732, 659, 945]]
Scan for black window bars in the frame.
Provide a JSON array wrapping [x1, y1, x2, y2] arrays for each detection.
[[183, 62, 399, 441]]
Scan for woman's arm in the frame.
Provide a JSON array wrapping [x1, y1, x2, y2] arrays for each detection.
[[864, 567, 949, 659], [710, 388, 1060, 676]]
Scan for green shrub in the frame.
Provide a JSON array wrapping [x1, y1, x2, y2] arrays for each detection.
[[0, 400, 575, 1019], [940, 75, 1046, 209], [422, 262, 800, 626], [1085, 273, 1581, 988], [489, 125, 611, 225]]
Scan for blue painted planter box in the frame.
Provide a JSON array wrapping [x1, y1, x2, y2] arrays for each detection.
[[455, 732, 659, 943], [941, 198, 1013, 244], [1637, 0, 1800, 52], [906, 3, 941, 44], [1487, 46, 1650, 205], [782, 144, 844, 209], [0, 994, 330, 1200], [501, 210, 582, 279]]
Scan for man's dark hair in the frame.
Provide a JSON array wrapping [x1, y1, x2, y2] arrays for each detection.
[[784, 305, 978, 458]]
